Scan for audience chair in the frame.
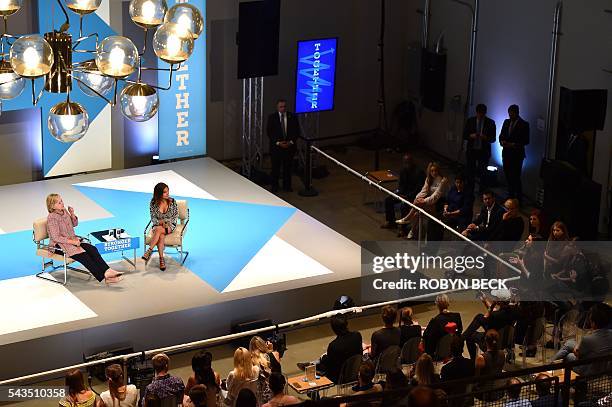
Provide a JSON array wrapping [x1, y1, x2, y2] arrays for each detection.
[[375, 345, 401, 375], [33, 217, 90, 285], [522, 316, 547, 367], [434, 334, 454, 361], [158, 394, 180, 407], [497, 324, 516, 364], [400, 337, 421, 364], [337, 354, 363, 385], [144, 199, 190, 267]]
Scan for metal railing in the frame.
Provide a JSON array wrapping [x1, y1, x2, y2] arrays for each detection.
[[310, 145, 523, 276]]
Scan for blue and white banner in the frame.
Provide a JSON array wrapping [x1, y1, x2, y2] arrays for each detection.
[[157, 0, 207, 160], [295, 38, 337, 114]]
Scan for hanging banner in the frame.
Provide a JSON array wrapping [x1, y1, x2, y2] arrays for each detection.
[[157, 0, 207, 160], [294, 37, 338, 114]]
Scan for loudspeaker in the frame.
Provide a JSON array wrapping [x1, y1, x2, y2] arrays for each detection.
[[540, 158, 601, 240], [558, 87, 607, 132], [237, 0, 281, 79], [420, 49, 446, 112]]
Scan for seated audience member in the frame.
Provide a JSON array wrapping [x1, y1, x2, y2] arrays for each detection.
[[224, 348, 259, 407], [235, 389, 258, 407], [461, 190, 504, 241], [396, 161, 449, 240], [490, 199, 525, 242], [262, 373, 300, 407], [505, 378, 532, 407], [411, 353, 440, 386], [531, 373, 562, 407], [143, 394, 161, 407], [423, 294, 463, 356], [440, 336, 474, 390], [59, 369, 100, 407], [528, 209, 548, 240], [352, 361, 383, 395], [408, 386, 441, 407], [399, 307, 422, 347], [382, 369, 411, 407], [184, 384, 207, 407], [100, 364, 139, 407], [544, 221, 572, 279], [514, 301, 546, 358], [463, 292, 519, 359], [381, 153, 426, 237], [474, 330, 505, 401], [184, 351, 222, 407], [443, 174, 474, 232], [315, 314, 363, 383], [552, 303, 612, 375], [368, 305, 401, 360], [250, 336, 282, 375], [143, 353, 185, 403]]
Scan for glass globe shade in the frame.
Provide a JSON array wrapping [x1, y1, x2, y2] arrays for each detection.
[[74, 59, 114, 97], [120, 83, 159, 122], [65, 0, 102, 15], [48, 101, 90, 143], [0, 0, 22, 17], [10, 35, 54, 78], [164, 3, 203, 39], [95, 36, 139, 78], [129, 0, 167, 29], [0, 61, 25, 99], [153, 22, 194, 64]]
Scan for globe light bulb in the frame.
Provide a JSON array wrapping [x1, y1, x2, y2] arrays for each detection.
[[0, 61, 25, 100], [48, 101, 90, 143], [166, 35, 181, 58], [153, 22, 194, 63], [0, 0, 22, 17], [129, 0, 167, 29], [23, 47, 40, 70], [164, 3, 203, 39], [74, 59, 114, 97], [96, 36, 139, 78], [65, 0, 102, 15], [10, 35, 53, 78], [120, 83, 159, 122]]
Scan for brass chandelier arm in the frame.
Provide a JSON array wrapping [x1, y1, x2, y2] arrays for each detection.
[[30, 79, 46, 106], [73, 33, 99, 51], [56, 0, 71, 33], [129, 63, 181, 91]]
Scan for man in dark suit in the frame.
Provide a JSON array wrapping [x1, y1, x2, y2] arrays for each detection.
[[297, 314, 363, 384], [463, 103, 496, 191], [266, 99, 300, 192], [461, 190, 505, 241], [381, 153, 426, 235], [499, 104, 530, 201], [440, 336, 474, 397]]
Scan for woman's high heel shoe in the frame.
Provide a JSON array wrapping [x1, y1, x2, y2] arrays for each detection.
[[142, 248, 153, 263], [159, 256, 166, 271]]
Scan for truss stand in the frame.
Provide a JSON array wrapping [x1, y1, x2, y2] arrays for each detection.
[[298, 113, 319, 197], [241, 77, 264, 180]]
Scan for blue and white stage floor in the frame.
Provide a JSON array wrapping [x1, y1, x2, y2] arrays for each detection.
[[0, 158, 361, 379]]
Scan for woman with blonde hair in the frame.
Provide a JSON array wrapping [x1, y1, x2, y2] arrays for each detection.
[[224, 348, 259, 406], [249, 336, 282, 374], [411, 353, 439, 386], [45, 194, 123, 285], [100, 364, 139, 407], [396, 162, 449, 239]]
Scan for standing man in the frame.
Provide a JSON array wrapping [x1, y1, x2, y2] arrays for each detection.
[[499, 104, 530, 201], [267, 99, 300, 193], [464, 103, 496, 191]]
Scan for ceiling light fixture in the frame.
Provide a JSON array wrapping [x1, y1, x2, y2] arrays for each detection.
[[0, 0, 203, 142]]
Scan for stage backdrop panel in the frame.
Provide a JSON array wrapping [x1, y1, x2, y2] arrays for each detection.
[[295, 38, 338, 114], [158, 0, 207, 160]]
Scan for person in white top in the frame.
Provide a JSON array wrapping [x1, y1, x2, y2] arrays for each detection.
[[396, 162, 449, 239], [100, 364, 139, 407]]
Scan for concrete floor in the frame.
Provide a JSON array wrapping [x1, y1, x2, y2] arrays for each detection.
[[0, 147, 539, 406]]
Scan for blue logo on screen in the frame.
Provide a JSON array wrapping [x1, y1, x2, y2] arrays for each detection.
[[295, 38, 337, 113]]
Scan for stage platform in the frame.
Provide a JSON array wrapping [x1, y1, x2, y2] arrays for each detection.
[[0, 158, 361, 380]]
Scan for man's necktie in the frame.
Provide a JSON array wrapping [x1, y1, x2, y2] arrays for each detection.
[[281, 113, 287, 139]]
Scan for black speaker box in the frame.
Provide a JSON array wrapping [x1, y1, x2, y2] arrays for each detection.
[[540, 158, 601, 240], [421, 49, 446, 112], [237, 0, 281, 79], [559, 87, 607, 132]]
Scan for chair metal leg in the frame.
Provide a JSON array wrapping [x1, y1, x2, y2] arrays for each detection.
[[36, 257, 90, 286]]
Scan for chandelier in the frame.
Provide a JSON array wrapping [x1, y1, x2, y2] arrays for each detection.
[[0, 0, 203, 142]]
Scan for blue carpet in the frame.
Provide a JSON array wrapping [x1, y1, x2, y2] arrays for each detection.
[[0, 186, 296, 291]]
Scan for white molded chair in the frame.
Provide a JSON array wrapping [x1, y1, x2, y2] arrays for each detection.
[[144, 199, 190, 267], [33, 217, 90, 285]]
